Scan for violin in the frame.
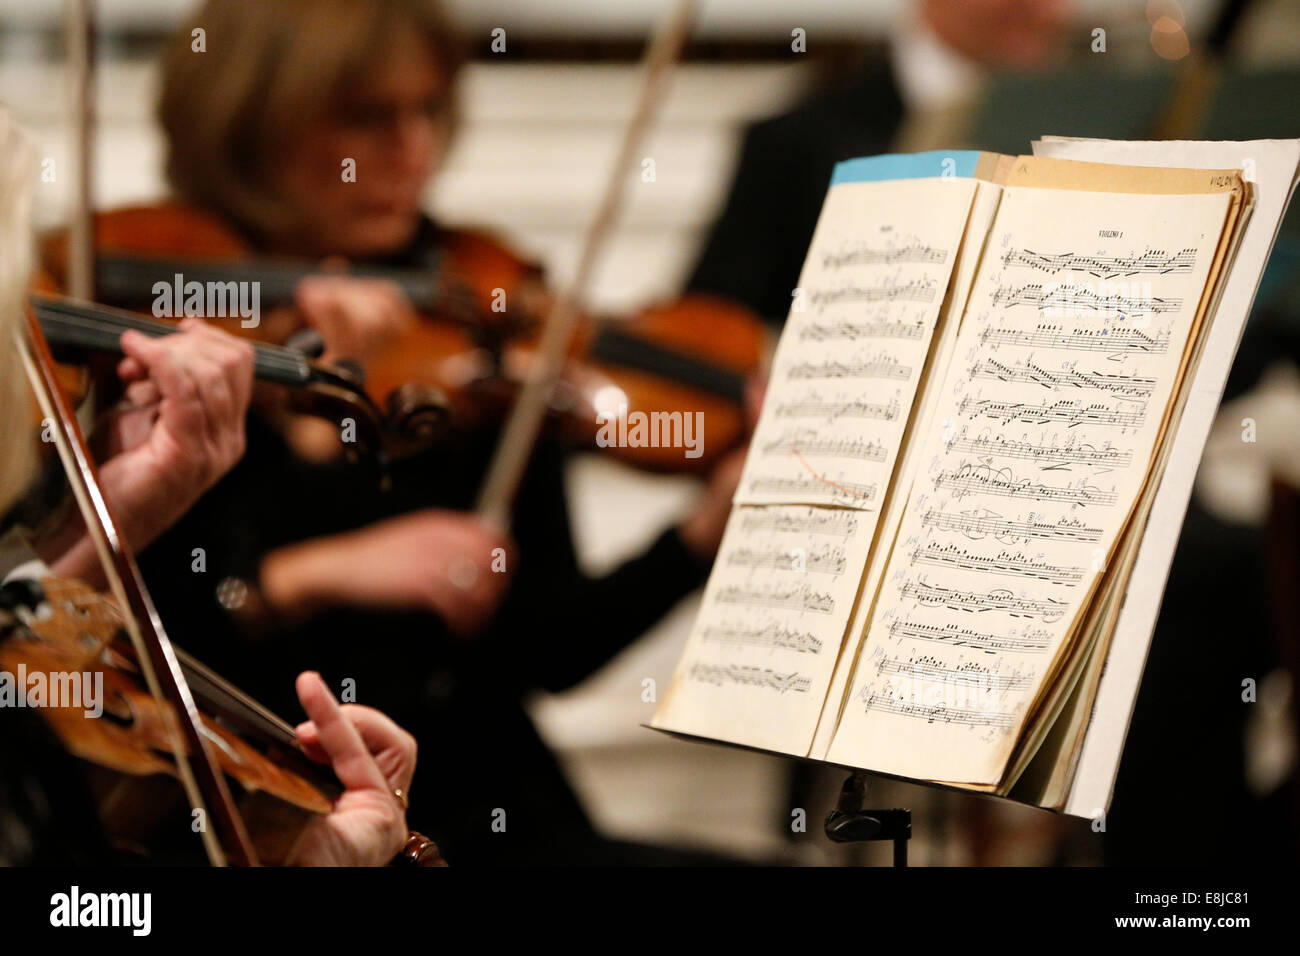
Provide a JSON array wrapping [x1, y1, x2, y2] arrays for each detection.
[[12, 309, 444, 866], [0, 575, 336, 864], [29, 292, 438, 463], [42, 201, 767, 472]]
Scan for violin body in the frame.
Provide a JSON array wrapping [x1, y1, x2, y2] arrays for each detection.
[[0, 576, 335, 864], [42, 201, 766, 471]]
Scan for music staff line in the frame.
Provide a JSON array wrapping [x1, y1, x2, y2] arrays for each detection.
[[971, 356, 1156, 398], [919, 508, 1104, 544], [910, 541, 1085, 586], [978, 324, 1171, 354], [1002, 246, 1196, 279], [957, 396, 1147, 430], [699, 622, 825, 654], [688, 663, 812, 695], [991, 283, 1183, 315], [887, 617, 1052, 654], [944, 432, 1134, 471], [934, 463, 1119, 508]]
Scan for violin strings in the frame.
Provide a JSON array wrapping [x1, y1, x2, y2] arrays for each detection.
[[31, 294, 314, 384]]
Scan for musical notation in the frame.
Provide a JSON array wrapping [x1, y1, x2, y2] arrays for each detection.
[[822, 241, 948, 270], [738, 509, 860, 537], [886, 617, 1052, 653], [786, 353, 912, 382], [934, 463, 1118, 508], [761, 430, 889, 463], [944, 431, 1134, 470], [876, 654, 1037, 694], [920, 508, 1104, 544], [748, 476, 877, 503], [1002, 246, 1196, 278], [716, 583, 836, 615], [810, 278, 939, 309], [970, 356, 1156, 398], [957, 396, 1146, 429], [857, 690, 1016, 728], [898, 578, 1068, 622], [774, 393, 901, 423], [978, 323, 1171, 354], [688, 663, 812, 695], [991, 282, 1182, 316], [798, 318, 928, 343], [727, 544, 848, 575], [910, 541, 1085, 586], [700, 622, 824, 654]]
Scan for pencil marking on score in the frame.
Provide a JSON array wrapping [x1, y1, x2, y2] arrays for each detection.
[[791, 446, 875, 501]]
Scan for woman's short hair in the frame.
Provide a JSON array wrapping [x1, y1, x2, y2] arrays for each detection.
[[158, 0, 466, 242]]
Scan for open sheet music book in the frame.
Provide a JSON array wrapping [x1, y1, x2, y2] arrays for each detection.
[[652, 141, 1300, 816]]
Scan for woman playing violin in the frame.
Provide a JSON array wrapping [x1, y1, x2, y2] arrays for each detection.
[[67, 0, 749, 865], [1, 121, 420, 864]]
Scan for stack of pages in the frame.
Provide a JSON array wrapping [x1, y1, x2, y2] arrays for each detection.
[[653, 139, 1300, 816]]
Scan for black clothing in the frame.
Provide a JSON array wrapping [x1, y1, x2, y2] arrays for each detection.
[[0, 708, 111, 866], [687, 63, 905, 325]]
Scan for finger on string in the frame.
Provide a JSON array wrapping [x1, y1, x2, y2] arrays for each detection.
[[117, 355, 146, 382], [294, 671, 389, 793]]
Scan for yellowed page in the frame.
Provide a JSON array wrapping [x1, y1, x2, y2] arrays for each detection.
[[737, 176, 977, 509], [650, 504, 876, 753], [808, 177, 1006, 759], [653, 169, 978, 754], [1030, 137, 1300, 818], [827, 173, 1237, 784]]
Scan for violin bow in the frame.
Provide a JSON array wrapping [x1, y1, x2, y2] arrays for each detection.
[[17, 311, 259, 866], [474, 0, 701, 531], [64, 0, 96, 301], [25, 6, 256, 865]]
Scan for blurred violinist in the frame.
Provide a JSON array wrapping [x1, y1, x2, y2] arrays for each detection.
[[51, 0, 750, 864], [1, 118, 419, 864]]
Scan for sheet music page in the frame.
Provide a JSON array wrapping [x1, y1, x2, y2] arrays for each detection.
[[650, 504, 875, 752], [1028, 137, 1300, 817], [653, 167, 978, 754], [827, 180, 1235, 784], [737, 176, 977, 509], [808, 176, 1008, 759]]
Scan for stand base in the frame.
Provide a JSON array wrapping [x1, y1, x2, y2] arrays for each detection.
[[823, 770, 912, 867]]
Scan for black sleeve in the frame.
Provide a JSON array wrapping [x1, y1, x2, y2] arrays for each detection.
[[686, 64, 905, 325], [491, 442, 712, 693]]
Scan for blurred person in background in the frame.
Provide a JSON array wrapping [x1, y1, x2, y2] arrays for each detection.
[[688, 0, 1297, 865], [688, 0, 1073, 326], [42, 0, 749, 865], [0, 113, 420, 866]]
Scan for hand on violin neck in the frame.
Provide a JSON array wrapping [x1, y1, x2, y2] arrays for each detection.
[[293, 273, 416, 366], [38, 320, 254, 582], [288, 671, 415, 867]]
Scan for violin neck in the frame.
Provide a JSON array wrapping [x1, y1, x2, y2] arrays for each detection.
[[32, 295, 317, 389], [95, 254, 448, 315], [590, 326, 746, 402]]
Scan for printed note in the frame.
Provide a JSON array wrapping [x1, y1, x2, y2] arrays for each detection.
[[827, 183, 1235, 784], [652, 504, 875, 754], [737, 176, 978, 509]]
